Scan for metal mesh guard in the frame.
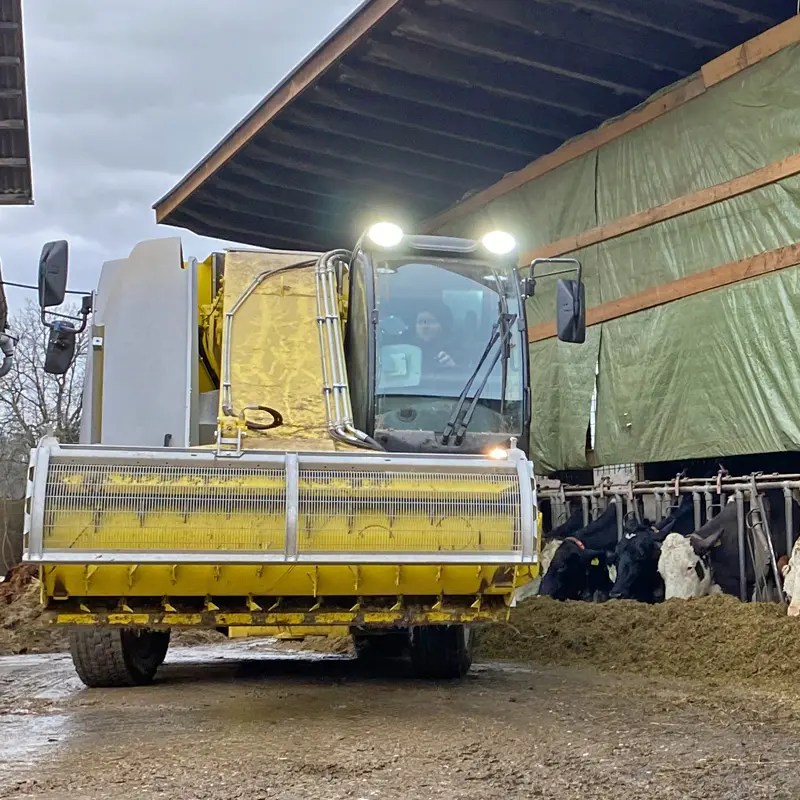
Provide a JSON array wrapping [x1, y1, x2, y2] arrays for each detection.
[[37, 456, 523, 559], [298, 469, 521, 554], [43, 462, 287, 552]]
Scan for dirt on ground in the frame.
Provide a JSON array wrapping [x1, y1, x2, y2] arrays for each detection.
[[3, 640, 800, 800], [3, 584, 800, 798]]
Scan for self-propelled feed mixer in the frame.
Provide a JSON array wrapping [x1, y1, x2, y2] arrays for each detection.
[[24, 225, 585, 686]]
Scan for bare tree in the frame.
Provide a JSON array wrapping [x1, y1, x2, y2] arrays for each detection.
[[0, 300, 87, 496], [0, 300, 86, 573]]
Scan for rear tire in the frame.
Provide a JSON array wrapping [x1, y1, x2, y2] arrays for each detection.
[[70, 628, 171, 688], [409, 625, 473, 679], [352, 630, 408, 661]]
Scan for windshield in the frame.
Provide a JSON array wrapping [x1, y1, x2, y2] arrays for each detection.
[[374, 256, 524, 437]]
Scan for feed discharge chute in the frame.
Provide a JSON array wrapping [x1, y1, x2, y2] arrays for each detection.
[[24, 225, 585, 686]]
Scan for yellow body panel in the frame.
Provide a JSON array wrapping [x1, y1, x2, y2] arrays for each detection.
[[220, 250, 343, 451], [44, 563, 532, 599]]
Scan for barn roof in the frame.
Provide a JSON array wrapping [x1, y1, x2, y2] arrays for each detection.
[[153, 0, 792, 251], [0, 0, 30, 205]]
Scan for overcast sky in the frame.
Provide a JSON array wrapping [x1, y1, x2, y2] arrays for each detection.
[[1, 0, 361, 311]]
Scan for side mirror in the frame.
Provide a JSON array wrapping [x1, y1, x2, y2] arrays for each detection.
[[556, 278, 586, 344], [38, 240, 69, 308], [44, 320, 76, 375]]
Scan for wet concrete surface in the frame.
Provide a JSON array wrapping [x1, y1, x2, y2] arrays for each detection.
[[2, 640, 800, 799]]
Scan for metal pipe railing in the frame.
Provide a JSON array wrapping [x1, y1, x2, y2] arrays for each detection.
[[539, 472, 800, 603], [314, 250, 382, 451]]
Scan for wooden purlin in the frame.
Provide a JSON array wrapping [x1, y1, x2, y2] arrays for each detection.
[[423, 77, 706, 233], [528, 244, 800, 343], [522, 152, 800, 263], [701, 15, 800, 88], [424, 15, 800, 235]]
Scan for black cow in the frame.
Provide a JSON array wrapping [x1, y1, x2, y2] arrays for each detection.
[[608, 522, 672, 603], [539, 503, 620, 602], [546, 507, 584, 540]]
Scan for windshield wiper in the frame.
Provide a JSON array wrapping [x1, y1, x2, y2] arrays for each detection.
[[441, 307, 517, 446]]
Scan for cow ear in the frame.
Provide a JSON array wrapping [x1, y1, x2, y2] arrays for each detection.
[[689, 529, 723, 556], [654, 518, 676, 541]]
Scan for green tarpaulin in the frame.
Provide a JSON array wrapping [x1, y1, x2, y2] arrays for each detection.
[[436, 45, 800, 472]]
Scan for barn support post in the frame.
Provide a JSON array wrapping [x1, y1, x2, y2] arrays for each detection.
[[581, 496, 590, 527], [735, 490, 747, 602]]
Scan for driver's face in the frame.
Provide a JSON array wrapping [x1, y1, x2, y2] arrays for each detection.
[[416, 311, 442, 343]]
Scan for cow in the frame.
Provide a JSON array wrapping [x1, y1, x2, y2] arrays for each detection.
[[658, 531, 724, 599], [608, 522, 672, 603], [547, 507, 584, 540], [607, 494, 696, 602], [658, 492, 800, 600], [782, 537, 800, 616], [538, 503, 621, 602]]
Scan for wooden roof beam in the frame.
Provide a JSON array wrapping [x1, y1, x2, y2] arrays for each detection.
[[365, 38, 637, 118], [305, 86, 557, 157], [339, 63, 593, 140]]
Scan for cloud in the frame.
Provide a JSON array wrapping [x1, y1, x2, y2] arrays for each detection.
[[1, 0, 361, 309]]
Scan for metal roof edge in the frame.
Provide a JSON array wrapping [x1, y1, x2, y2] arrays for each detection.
[[153, 0, 405, 222]]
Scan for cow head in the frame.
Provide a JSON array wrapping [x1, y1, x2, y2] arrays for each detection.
[[783, 538, 800, 616], [608, 520, 674, 602], [539, 538, 608, 601], [657, 530, 723, 599]]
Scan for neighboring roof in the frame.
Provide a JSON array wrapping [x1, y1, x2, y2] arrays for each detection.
[[0, 0, 30, 205], [154, 0, 791, 251]]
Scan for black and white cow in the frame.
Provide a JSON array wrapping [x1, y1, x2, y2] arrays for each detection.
[[607, 494, 696, 603], [658, 492, 800, 600], [538, 503, 622, 602]]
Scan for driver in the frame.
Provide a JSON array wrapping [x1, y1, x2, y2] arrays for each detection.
[[413, 301, 462, 375]]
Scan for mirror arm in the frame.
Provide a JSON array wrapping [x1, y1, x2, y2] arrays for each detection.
[[40, 305, 92, 334], [529, 257, 582, 286]]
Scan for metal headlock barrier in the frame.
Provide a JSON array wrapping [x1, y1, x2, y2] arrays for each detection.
[[537, 472, 800, 602]]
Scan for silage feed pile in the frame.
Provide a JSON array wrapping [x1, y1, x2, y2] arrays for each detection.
[[0, 565, 68, 656], [3, 562, 800, 683], [477, 596, 800, 683]]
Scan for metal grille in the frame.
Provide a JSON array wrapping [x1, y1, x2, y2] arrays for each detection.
[[297, 469, 521, 554], [42, 461, 286, 553]]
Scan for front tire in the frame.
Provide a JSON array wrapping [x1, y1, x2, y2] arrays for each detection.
[[409, 625, 473, 679], [70, 628, 171, 688]]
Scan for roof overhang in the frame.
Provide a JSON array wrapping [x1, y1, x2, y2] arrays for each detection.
[[154, 0, 792, 251], [0, 0, 31, 206]]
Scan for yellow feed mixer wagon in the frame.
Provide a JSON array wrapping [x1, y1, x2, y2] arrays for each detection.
[[25, 226, 585, 686]]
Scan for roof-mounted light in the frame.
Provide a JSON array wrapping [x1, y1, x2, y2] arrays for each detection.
[[368, 222, 404, 248], [481, 231, 516, 256]]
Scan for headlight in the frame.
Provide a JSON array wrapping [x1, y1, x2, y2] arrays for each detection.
[[481, 231, 516, 255], [368, 222, 404, 248], [487, 447, 509, 460]]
